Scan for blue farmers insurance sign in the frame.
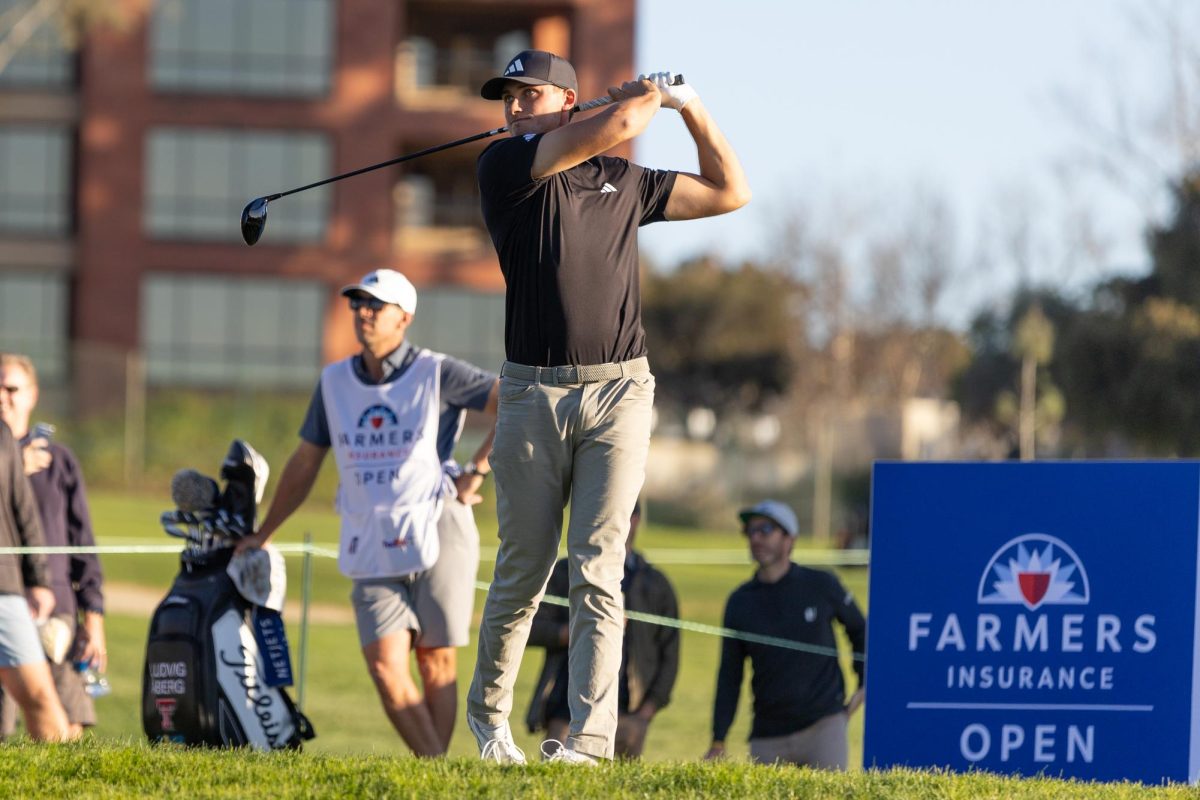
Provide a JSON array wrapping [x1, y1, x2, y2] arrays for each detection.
[[865, 462, 1200, 784]]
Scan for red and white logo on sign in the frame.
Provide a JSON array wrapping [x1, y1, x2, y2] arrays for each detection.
[[155, 698, 178, 731], [977, 533, 1090, 611]]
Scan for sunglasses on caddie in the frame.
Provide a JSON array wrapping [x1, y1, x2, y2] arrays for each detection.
[[348, 296, 387, 312]]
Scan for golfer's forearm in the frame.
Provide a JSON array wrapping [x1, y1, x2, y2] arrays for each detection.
[[598, 86, 661, 142], [681, 99, 750, 211]]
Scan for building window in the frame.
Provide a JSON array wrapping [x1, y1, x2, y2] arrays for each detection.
[[405, 288, 505, 372], [150, 0, 333, 97], [0, 271, 68, 383], [0, 0, 73, 88], [145, 128, 330, 243], [141, 273, 324, 388], [397, 2, 531, 97], [0, 125, 71, 236], [393, 146, 488, 255]]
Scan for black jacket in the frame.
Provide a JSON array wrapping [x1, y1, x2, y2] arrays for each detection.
[[25, 440, 103, 618], [525, 552, 680, 732]]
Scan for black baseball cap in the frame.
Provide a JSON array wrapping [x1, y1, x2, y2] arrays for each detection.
[[480, 50, 578, 100]]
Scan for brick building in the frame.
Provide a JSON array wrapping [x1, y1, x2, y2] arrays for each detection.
[[0, 0, 635, 410]]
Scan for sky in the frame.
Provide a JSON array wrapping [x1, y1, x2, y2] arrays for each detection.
[[633, 0, 1181, 325]]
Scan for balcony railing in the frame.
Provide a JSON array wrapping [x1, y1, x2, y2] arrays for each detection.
[[396, 33, 529, 104]]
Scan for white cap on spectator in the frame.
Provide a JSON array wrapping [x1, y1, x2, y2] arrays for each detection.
[[738, 499, 800, 537], [340, 269, 417, 313]]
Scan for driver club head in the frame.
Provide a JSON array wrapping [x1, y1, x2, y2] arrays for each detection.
[[240, 196, 269, 246]]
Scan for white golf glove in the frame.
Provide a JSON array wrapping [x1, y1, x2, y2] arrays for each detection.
[[639, 71, 697, 111]]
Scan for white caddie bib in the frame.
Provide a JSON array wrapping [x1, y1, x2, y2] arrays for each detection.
[[322, 351, 446, 579]]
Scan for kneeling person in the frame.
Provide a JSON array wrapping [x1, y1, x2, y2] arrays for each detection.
[[238, 269, 499, 756]]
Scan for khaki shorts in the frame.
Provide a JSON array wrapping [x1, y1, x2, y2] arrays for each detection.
[[351, 498, 480, 649]]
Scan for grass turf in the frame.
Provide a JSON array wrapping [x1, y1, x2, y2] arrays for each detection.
[[0, 740, 1193, 799]]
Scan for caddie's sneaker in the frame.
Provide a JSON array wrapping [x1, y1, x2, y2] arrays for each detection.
[[467, 714, 526, 764], [540, 739, 599, 766]]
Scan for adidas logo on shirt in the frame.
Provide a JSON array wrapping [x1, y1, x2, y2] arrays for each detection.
[[600, 183, 618, 194]]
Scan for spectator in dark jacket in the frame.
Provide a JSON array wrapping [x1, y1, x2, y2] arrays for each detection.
[[526, 501, 679, 758], [0, 416, 69, 741], [0, 354, 102, 738]]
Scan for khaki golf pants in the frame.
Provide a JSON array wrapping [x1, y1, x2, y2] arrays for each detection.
[[467, 368, 654, 760], [749, 711, 850, 769]]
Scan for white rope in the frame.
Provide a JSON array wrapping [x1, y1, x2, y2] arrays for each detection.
[[488, 581, 864, 662], [0, 543, 866, 661], [0, 543, 869, 567]]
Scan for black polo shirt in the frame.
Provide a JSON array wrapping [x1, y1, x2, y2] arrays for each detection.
[[477, 133, 677, 367], [712, 564, 867, 741]]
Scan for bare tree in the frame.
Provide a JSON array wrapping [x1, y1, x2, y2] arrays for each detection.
[[769, 183, 966, 538], [0, 0, 140, 76], [1055, 0, 1200, 220]]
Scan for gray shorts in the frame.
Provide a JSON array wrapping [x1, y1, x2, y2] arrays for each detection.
[[351, 498, 480, 649], [0, 595, 43, 668]]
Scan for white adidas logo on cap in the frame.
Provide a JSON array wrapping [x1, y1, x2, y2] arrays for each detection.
[[503, 58, 524, 76]]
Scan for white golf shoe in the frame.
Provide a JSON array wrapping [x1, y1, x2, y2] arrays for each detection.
[[540, 739, 599, 766], [467, 715, 526, 765]]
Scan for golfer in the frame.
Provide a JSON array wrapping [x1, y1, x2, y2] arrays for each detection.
[[466, 50, 749, 764]]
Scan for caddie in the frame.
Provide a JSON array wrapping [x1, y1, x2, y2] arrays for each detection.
[[239, 268, 499, 757]]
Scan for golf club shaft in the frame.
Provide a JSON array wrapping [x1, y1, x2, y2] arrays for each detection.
[[263, 76, 683, 202], [265, 126, 504, 202]]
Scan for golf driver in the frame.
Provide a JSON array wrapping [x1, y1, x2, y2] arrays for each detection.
[[240, 75, 684, 246]]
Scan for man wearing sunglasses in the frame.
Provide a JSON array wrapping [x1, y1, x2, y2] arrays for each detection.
[[704, 500, 866, 769], [238, 268, 499, 757]]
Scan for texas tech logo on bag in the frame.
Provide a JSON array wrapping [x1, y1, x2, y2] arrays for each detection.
[[155, 698, 178, 732]]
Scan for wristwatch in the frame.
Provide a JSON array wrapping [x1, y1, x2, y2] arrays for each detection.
[[462, 462, 488, 478]]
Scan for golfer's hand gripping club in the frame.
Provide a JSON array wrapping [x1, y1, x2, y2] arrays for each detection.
[[573, 73, 689, 114], [638, 71, 697, 111], [240, 75, 687, 246]]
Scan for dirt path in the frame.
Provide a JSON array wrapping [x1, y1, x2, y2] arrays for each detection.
[[105, 580, 354, 625]]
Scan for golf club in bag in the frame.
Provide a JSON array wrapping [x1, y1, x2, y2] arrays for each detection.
[[240, 75, 684, 245], [142, 440, 315, 749]]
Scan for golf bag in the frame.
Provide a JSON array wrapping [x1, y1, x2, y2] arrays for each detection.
[[142, 440, 315, 749]]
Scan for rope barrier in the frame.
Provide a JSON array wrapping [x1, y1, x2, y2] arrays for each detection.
[[520, 584, 864, 662], [0, 543, 870, 567], [0, 543, 866, 662]]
